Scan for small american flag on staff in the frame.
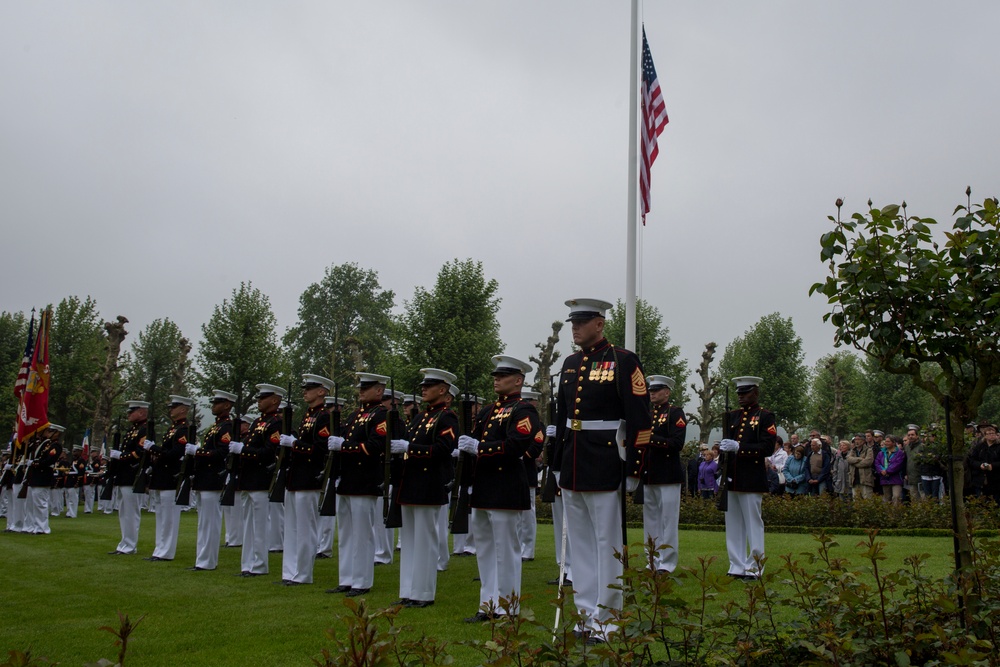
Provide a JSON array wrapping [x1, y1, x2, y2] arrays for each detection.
[[640, 27, 669, 225], [13, 310, 35, 400]]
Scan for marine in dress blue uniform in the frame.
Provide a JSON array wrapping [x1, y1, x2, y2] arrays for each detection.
[[188, 390, 235, 571], [552, 299, 652, 641], [144, 395, 193, 561], [24, 424, 64, 534], [108, 400, 149, 555], [719, 376, 776, 579]]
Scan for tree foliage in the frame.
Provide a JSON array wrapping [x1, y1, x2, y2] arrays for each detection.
[[0, 310, 29, 433], [195, 282, 288, 414], [852, 354, 933, 434], [283, 263, 395, 397], [716, 312, 808, 430], [49, 296, 105, 444], [807, 351, 864, 439], [392, 259, 502, 397], [122, 318, 189, 429], [605, 298, 690, 407], [810, 192, 1000, 571]]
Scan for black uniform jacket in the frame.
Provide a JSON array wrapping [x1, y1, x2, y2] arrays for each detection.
[[630, 402, 686, 484], [113, 422, 147, 486], [398, 402, 458, 506], [553, 338, 652, 492], [70, 457, 87, 487], [238, 411, 281, 492], [469, 394, 544, 511], [286, 405, 329, 492], [337, 401, 389, 497], [26, 438, 62, 487], [193, 415, 232, 491], [150, 418, 188, 491], [724, 404, 777, 493]]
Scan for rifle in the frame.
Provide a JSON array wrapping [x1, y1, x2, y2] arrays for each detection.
[[383, 377, 404, 528], [15, 433, 36, 500], [220, 392, 242, 507], [175, 412, 197, 506], [716, 386, 731, 512], [99, 421, 121, 502], [131, 417, 154, 495], [268, 383, 293, 503], [319, 383, 340, 516], [540, 374, 558, 503], [449, 367, 474, 534]]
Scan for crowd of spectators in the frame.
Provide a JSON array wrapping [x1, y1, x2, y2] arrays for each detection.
[[685, 421, 1000, 506]]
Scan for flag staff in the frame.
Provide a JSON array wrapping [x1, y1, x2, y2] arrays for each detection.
[[625, 0, 639, 351]]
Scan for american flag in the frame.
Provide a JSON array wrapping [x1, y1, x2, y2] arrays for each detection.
[[13, 311, 35, 400], [640, 28, 669, 225]]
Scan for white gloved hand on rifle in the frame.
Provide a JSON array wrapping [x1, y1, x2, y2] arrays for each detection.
[[457, 435, 479, 456], [327, 436, 344, 452], [142, 440, 154, 451], [719, 439, 740, 453], [545, 425, 557, 438], [229, 442, 244, 455], [109, 450, 121, 460], [625, 477, 640, 493], [184, 443, 198, 456], [390, 439, 409, 455], [279, 434, 296, 448]]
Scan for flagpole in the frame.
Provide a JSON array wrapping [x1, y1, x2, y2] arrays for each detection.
[[625, 0, 639, 351]]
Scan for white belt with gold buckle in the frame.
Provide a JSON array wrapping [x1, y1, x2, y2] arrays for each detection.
[[566, 419, 620, 431]]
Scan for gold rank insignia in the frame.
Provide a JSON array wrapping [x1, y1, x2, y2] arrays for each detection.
[[270, 432, 281, 444], [221, 433, 231, 444], [516, 417, 532, 435], [534, 431, 544, 443], [767, 424, 777, 435], [178, 435, 187, 445], [376, 421, 387, 436], [631, 368, 646, 396], [676, 416, 686, 428], [440, 427, 455, 440], [319, 426, 330, 438], [636, 428, 651, 445]]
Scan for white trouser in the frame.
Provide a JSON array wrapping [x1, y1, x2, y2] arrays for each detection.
[[373, 496, 393, 564], [563, 489, 622, 636], [725, 491, 765, 576], [83, 485, 95, 513], [453, 530, 476, 554], [552, 494, 572, 581], [241, 491, 269, 574], [26, 486, 52, 534], [472, 508, 522, 614], [49, 487, 64, 516], [143, 491, 152, 512], [151, 489, 181, 559], [195, 490, 223, 569], [116, 487, 142, 553], [268, 501, 284, 551], [9, 485, 27, 532], [642, 484, 681, 573], [516, 492, 537, 559], [400, 505, 441, 602], [112, 485, 122, 511], [436, 504, 450, 570], [282, 490, 320, 584], [337, 494, 377, 589], [0, 486, 10, 520], [66, 487, 80, 518], [223, 499, 243, 546], [317, 514, 335, 557]]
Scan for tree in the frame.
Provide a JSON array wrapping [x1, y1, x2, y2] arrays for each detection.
[[196, 282, 288, 414], [853, 354, 933, 433], [90, 316, 129, 449], [810, 192, 1000, 573], [392, 259, 502, 397], [716, 312, 808, 431], [122, 319, 189, 430], [283, 263, 395, 396], [0, 310, 29, 432], [689, 342, 723, 444], [528, 321, 563, 421], [49, 296, 105, 444], [808, 351, 864, 439], [605, 298, 690, 407]]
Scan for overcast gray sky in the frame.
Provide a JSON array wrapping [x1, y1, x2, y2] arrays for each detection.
[[2, 1, 998, 395]]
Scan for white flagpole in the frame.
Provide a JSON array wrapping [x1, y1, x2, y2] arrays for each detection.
[[625, 0, 639, 351]]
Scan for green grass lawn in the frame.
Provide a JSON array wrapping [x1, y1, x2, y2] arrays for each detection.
[[0, 509, 958, 666]]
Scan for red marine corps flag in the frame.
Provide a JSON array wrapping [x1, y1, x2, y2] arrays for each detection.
[[14, 308, 52, 461]]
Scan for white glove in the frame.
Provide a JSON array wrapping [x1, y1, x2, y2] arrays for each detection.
[[142, 440, 154, 450], [279, 434, 296, 448], [3, 464, 11, 471], [229, 442, 244, 454], [719, 439, 740, 453], [110, 450, 122, 460], [26, 459, 33, 466], [451, 448, 460, 458], [625, 477, 639, 493], [327, 436, 344, 452], [457, 435, 479, 455], [184, 443, 198, 456], [546, 425, 557, 438], [390, 439, 409, 455]]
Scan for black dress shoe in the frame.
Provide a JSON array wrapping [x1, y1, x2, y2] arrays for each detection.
[[325, 585, 352, 594], [404, 599, 434, 608], [390, 598, 410, 606], [143, 556, 168, 561], [464, 611, 493, 623], [239, 571, 264, 577], [284, 580, 303, 586], [345, 587, 370, 597], [585, 636, 606, 646], [315, 553, 332, 559], [108, 550, 130, 555], [186, 566, 208, 571], [547, 577, 572, 586]]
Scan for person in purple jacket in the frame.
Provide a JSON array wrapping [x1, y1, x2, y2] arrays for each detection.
[[697, 447, 718, 499], [874, 434, 906, 505]]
